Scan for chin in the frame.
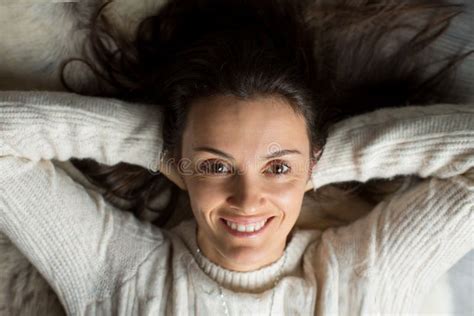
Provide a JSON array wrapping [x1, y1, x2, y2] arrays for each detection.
[[222, 246, 270, 271]]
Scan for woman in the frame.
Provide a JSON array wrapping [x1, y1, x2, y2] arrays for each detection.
[[1, 0, 473, 314]]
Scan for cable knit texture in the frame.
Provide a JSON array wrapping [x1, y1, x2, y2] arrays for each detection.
[[0, 91, 472, 315]]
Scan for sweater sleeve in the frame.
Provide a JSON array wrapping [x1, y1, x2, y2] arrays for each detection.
[[311, 103, 474, 313], [0, 91, 167, 315]]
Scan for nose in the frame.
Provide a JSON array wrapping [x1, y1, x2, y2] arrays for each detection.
[[226, 173, 265, 214]]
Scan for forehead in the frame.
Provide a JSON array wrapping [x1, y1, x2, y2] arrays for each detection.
[[182, 95, 310, 157]]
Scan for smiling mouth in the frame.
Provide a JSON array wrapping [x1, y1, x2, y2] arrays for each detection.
[[220, 216, 275, 237]]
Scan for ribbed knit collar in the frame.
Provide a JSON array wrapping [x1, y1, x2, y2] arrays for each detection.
[[172, 219, 318, 292]]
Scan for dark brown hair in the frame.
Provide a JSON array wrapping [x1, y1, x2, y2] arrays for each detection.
[[63, 0, 472, 228]]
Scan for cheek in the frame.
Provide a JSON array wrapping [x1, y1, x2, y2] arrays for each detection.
[[185, 178, 226, 219], [255, 178, 306, 225], [273, 184, 305, 218]]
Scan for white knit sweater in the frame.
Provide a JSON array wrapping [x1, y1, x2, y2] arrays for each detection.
[[0, 91, 472, 316]]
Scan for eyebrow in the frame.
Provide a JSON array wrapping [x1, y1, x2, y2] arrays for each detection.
[[193, 146, 302, 160]]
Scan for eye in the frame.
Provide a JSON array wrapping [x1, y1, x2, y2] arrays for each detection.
[[265, 160, 291, 176], [197, 159, 233, 175]]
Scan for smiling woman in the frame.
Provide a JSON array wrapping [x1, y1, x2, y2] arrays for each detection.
[[12, 0, 467, 314]]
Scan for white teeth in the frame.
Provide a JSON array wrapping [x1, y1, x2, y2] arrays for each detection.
[[245, 225, 255, 232], [225, 219, 267, 233]]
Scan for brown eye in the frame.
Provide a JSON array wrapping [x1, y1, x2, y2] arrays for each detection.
[[198, 159, 232, 175], [265, 160, 291, 176]]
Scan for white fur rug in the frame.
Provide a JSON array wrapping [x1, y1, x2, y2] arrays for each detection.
[[0, 234, 65, 315]]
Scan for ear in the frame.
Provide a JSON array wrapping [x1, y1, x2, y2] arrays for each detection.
[[313, 148, 323, 161], [305, 148, 322, 192], [159, 152, 187, 191], [309, 148, 322, 172]]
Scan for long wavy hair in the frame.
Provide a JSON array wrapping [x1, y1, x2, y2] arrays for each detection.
[[62, 0, 472, 228]]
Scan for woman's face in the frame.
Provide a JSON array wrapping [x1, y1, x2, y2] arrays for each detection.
[[179, 94, 314, 271]]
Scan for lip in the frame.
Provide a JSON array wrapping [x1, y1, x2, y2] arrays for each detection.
[[220, 216, 275, 238], [220, 215, 273, 225]]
